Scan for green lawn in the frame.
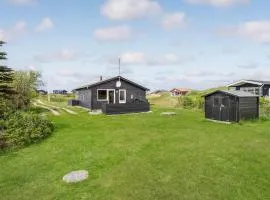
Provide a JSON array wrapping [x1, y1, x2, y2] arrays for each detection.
[[1, 107, 270, 200]]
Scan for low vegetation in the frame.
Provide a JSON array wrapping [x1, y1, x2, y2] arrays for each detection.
[[0, 41, 53, 150]]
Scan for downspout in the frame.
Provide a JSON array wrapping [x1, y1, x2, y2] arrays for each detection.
[[259, 83, 264, 97]]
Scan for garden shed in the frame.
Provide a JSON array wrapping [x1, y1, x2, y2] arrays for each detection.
[[204, 90, 259, 123]]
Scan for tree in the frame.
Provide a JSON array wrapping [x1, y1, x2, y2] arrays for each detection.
[[0, 41, 15, 117], [12, 70, 43, 109]]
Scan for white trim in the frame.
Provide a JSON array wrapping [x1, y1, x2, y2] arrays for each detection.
[[227, 80, 263, 87], [119, 89, 126, 104], [268, 88, 270, 97], [97, 89, 108, 101], [97, 89, 115, 103]]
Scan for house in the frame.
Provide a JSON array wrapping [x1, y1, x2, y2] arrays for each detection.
[[37, 89, 48, 95], [228, 80, 270, 97], [70, 76, 150, 114], [53, 90, 68, 95], [204, 90, 259, 123], [170, 88, 189, 96]]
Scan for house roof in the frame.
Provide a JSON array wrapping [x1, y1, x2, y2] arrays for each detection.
[[170, 88, 190, 92], [74, 76, 149, 91], [228, 79, 270, 87], [203, 90, 259, 98]]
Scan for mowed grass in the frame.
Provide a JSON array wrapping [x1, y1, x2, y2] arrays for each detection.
[[1, 108, 270, 200]]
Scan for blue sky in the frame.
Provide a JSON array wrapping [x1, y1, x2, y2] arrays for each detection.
[[1, 0, 270, 91]]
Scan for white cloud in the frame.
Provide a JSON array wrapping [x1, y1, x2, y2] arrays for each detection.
[[94, 26, 133, 41], [36, 17, 54, 32], [219, 20, 270, 44], [8, 0, 36, 5], [121, 52, 147, 64], [0, 21, 27, 41], [117, 52, 192, 66], [101, 0, 162, 20], [185, 0, 249, 7], [35, 48, 77, 63], [162, 12, 186, 30]]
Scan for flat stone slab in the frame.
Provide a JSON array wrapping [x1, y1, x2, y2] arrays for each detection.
[[63, 170, 88, 183], [161, 112, 176, 116]]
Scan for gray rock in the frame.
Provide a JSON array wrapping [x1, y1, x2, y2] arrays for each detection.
[[63, 170, 88, 183], [161, 112, 176, 116]]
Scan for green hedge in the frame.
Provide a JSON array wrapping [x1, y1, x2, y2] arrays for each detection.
[[0, 111, 53, 149]]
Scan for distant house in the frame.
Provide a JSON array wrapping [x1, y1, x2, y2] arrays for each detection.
[[53, 90, 68, 95], [37, 89, 48, 95], [228, 80, 270, 97], [70, 76, 150, 114], [170, 88, 189, 96]]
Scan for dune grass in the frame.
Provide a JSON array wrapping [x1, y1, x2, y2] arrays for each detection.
[[1, 107, 270, 200]]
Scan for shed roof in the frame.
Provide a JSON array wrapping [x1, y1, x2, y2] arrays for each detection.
[[204, 90, 259, 98], [74, 76, 149, 91]]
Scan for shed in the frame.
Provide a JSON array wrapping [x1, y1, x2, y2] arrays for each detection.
[[204, 90, 259, 122]]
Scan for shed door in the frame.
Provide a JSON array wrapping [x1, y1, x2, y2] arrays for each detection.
[[212, 96, 229, 121], [220, 97, 229, 121]]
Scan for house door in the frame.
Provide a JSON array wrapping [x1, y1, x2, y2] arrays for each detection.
[[108, 90, 115, 104]]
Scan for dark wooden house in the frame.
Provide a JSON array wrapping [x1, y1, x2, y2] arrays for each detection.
[[204, 90, 259, 123], [53, 90, 68, 95], [70, 76, 150, 114], [228, 80, 270, 97]]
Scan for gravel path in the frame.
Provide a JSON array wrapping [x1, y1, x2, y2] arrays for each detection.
[[33, 102, 60, 116], [37, 100, 78, 115]]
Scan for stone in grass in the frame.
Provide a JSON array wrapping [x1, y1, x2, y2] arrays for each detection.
[[161, 112, 176, 116], [63, 170, 88, 183]]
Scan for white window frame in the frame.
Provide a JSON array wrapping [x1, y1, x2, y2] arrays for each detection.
[[119, 89, 126, 104], [97, 89, 116, 103], [97, 89, 108, 101]]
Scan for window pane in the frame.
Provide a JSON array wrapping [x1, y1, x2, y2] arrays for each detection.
[[98, 90, 107, 100], [120, 90, 125, 101]]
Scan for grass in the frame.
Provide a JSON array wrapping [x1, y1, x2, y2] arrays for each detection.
[[1, 106, 270, 200]]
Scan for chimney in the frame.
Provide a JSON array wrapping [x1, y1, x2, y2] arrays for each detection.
[[100, 76, 103, 81]]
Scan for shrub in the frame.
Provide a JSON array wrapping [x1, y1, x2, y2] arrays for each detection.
[[260, 97, 270, 117], [177, 96, 204, 110], [0, 111, 53, 149]]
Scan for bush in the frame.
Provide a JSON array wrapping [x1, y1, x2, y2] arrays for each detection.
[[177, 95, 204, 110], [260, 97, 270, 117], [0, 111, 53, 149]]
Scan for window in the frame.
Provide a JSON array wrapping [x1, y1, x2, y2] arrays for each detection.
[[119, 89, 126, 103], [97, 90, 107, 101]]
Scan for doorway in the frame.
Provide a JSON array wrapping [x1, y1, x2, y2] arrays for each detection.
[[108, 90, 115, 104], [213, 96, 229, 121]]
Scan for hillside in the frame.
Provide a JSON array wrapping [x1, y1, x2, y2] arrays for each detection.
[[148, 86, 228, 108]]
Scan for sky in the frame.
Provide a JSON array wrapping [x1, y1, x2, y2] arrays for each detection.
[[1, 0, 270, 91]]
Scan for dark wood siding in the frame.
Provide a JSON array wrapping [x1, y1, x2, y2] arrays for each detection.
[[102, 102, 150, 115], [262, 85, 270, 96], [91, 79, 147, 110], [239, 97, 259, 120], [77, 89, 92, 109]]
